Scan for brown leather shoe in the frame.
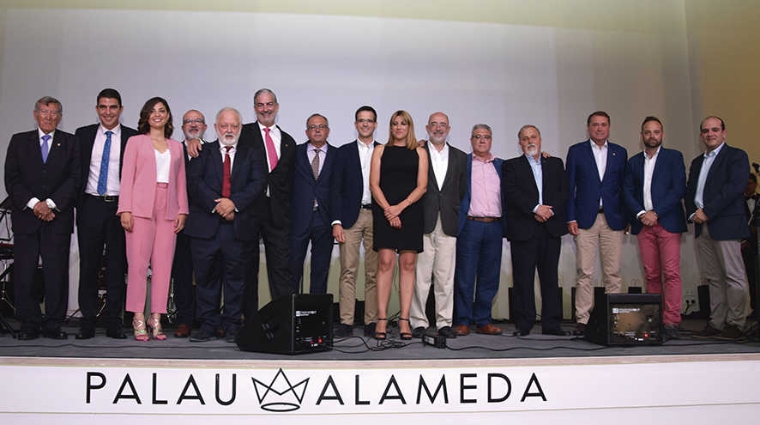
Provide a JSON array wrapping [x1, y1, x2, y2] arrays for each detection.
[[174, 324, 191, 338], [476, 323, 503, 335], [455, 324, 471, 336]]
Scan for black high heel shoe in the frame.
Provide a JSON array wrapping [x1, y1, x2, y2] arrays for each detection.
[[374, 318, 388, 340], [399, 318, 412, 340]]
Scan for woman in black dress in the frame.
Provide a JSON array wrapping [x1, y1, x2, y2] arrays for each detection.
[[369, 110, 428, 340]]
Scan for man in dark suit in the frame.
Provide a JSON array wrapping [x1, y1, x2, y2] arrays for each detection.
[[686, 116, 750, 341], [410, 112, 467, 339], [623, 116, 687, 340], [454, 124, 506, 336], [504, 125, 569, 336], [4, 96, 80, 340], [331, 106, 380, 337], [290, 114, 336, 295], [742, 173, 759, 318], [171, 109, 208, 338], [565, 111, 628, 335], [184, 107, 266, 343], [74, 88, 137, 340]]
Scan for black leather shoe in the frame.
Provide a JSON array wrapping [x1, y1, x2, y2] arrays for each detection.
[[513, 329, 531, 336], [190, 328, 216, 342], [106, 327, 127, 339], [75, 328, 95, 340], [437, 326, 457, 339], [363, 322, 376, 337], [542, 328, 569, 336], [17, 331, 39, 341], [412, 326, 427, 338], [43, 330, 68, 340], [334, 323, 353, 338], [225, 329, 238, 344]]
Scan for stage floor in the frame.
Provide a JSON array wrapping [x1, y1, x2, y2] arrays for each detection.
[[1, 318, 759, 361]]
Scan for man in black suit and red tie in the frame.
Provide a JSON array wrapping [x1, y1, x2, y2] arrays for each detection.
[[74, 88, 137, 340], [503, 125, 569, 336], [185, 107, 267, 343], [4, 96, 81, 340]]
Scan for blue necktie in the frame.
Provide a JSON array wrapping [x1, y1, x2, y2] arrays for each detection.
[[97, 131, 113, 195], [41, 134, 51, 163]]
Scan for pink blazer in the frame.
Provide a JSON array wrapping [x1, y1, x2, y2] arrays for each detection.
[[117, 134, 189, 219]]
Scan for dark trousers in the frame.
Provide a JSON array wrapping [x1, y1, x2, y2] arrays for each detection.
[[14, 228, 71, 332], [171, 231, 195, 326], [290, 209, 334, 295], [77, 195, 126, 330], [510, 228, 562, 333], [191, 223, 248, 333], [454, 220, 502, 327], [244, 198, 292, 319]]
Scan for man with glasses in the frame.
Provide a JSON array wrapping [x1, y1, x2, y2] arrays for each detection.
[[290, 114, 337, 295], [331, 106, 381, 337], [4, 96, 81, 340], [74, 88, 137, 340]]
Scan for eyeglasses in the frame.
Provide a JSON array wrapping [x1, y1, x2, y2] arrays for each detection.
[[307, 125, 329, 130], [356, 119, 375, 124], [183, 118, 205, 125], [471, 134, 492, 140], [36, 109, 61, 117]]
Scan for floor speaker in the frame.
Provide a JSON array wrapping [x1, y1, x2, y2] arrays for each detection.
[[237, 293, 333, 354], [585, 292, 662, 346]]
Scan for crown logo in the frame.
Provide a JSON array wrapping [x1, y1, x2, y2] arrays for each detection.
[[252, 368, 310, 412]]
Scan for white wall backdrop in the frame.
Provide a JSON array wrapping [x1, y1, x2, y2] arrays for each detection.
[[0, 7, 702, 317]]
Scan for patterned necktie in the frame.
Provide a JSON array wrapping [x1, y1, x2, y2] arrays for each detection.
[[97, 131, 113, 195], [41, 134, 51, 163], [311, 148, 321, 179], [264, 127, 278, 172], [222, 146, 232, 198]]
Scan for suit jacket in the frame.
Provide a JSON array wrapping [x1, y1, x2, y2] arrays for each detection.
[[4, 129, 81, 234], [183, 140, 267, 241], [117, 134, 189, 220], [292, 141, 336, 234], [565, 140, 628, 230], [421, 143, 468, 236], [457, 154, 507, 236], [623, 147, 687, 235], [503, 155, 569, 241], [330, 140, 380, 229], [239, 121, 296, 228], [685, 143, 750, 240]]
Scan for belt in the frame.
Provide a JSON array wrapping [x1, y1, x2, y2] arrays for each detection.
[[598, 208, 604, 214], [361, 204, 372, 210], [87, 194, 119, 203], [466, 216, 500, 223]]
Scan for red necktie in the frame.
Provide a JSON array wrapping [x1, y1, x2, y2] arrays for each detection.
[[222, 146, 232, 198], [264, 127, 278, 172]]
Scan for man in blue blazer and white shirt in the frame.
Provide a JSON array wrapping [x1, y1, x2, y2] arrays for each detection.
[[290, 114, 337, 295], [685, 116, 750, 341], [623, 116, 686, 340], [331, 106, 380, 337], [75, 88, 137, 340], [184, 108, 266, 343], [566, 111, 628, 335]]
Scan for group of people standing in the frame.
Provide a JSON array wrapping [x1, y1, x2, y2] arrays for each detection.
[[3, 87, 755, 344]]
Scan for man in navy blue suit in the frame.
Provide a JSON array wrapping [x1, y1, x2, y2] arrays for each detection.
[[566, 111, 628, 335], [75, 88, 137, 340], [184, 107, 266, 343], [4, 96, 80, 340], [331, 106, 380, 337], [454, 124, 505, 336], [290, 114, 336, 295], [623, 116, 686, 340], [686, 116, 750, 341]]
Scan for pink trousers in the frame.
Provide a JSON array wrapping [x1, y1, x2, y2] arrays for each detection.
[[637, 223, 682, 326], [125, 183, 177, 314]]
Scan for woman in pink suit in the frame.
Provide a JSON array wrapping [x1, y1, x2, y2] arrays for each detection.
[[118, 97, 188, 341]]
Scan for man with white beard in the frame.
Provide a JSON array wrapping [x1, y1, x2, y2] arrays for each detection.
[[410, 112, 467, 339], [183, 108, 267, 342], [171, 110, 208, 338]]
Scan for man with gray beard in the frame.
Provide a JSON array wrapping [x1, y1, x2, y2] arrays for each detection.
[[410, 112, 467, 339], [184, 108, 267, 342]]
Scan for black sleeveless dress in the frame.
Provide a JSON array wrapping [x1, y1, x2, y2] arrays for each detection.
[[372, 145, 423, 252]]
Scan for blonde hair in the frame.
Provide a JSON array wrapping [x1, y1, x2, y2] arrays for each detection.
[[387, 110, 418, 150]]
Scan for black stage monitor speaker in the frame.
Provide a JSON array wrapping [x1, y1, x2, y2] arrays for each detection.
[[585, 292, 662, 346], [237, 293, 333, 354]]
